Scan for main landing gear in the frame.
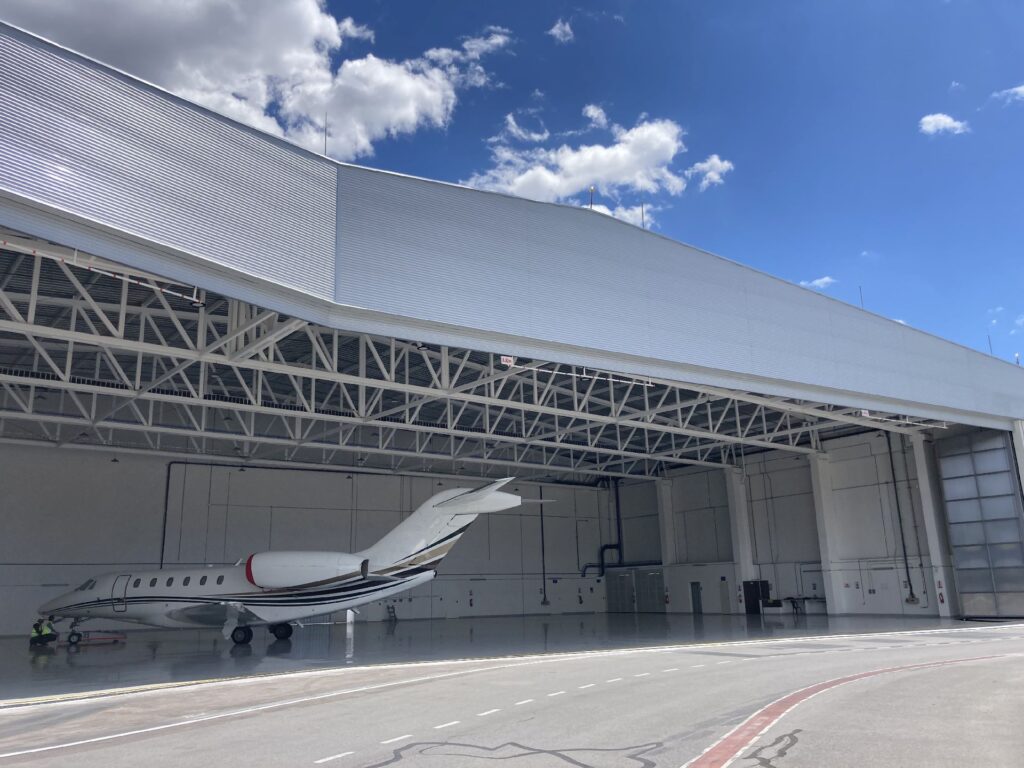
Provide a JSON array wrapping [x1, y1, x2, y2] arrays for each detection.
[[229, 623, 293, 644], [269, 623, 293, 640], [230, 626, 253, 645]]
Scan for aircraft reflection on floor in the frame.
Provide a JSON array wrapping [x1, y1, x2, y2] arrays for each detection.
[[5, 613, 966, 703]]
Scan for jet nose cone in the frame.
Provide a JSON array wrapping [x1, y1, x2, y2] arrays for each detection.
[[38, 593, 69, 617]]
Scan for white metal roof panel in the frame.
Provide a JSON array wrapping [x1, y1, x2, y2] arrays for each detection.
[[0, 24, 336, 300]]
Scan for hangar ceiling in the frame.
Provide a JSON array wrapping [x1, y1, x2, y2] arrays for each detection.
[[0, 230, 945, 483]]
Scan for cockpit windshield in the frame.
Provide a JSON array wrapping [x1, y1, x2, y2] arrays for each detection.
[[75, 579, 96, 591]]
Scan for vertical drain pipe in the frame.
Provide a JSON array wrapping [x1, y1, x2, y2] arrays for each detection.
[[539, 485, 549, 606], [885, 431, 919, 603]]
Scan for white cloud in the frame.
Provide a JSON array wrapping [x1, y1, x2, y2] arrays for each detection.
[[499, 113, 550, 143], [337, 16, 375, 43], [589, 203, 656, 229], [988, 306, 1005, 314], [800, 276, 837, 290], [0, 0, 509, 160], [465, 118, 688, 203], [583, 104, 608, 129], [684, 153, 735, 191], [422, 25, 511, 87], [918, 113, 970, 135], [949, 80, 963, 92], [547, 18, 574, 43], [992, 84, 1024, 104], [1016, 315, 1024, 327]]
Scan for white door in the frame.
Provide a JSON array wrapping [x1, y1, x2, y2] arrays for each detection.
[[111, 574, 131, 612]]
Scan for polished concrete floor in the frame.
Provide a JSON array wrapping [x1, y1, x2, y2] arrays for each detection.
[[0, 612, 980, 703]]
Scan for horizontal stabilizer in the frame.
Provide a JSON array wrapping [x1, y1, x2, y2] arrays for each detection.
[[434, 477, 514, 509]]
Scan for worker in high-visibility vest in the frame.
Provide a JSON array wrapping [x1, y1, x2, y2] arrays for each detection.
[[29, 618, 57, 648], [29, 620, 45, 648]]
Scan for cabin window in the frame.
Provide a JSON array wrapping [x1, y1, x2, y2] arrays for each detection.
[[133, 578, 141, 588], [200, 575, 207, 586], [183, 576, 190, 586], [149, 578, 157, 587], [216, 575, 224, 585], [166, 577, 174, 587]]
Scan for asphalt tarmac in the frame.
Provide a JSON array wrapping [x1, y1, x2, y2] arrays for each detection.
[[1, 620, 1021, 767]]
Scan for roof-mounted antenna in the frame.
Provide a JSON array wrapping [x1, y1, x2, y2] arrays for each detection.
[[589, 185, 595, 209]]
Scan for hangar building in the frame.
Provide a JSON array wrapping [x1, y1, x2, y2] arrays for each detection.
[[3, 22, 1024, 638]]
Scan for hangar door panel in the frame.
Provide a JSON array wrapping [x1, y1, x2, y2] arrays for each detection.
[[936, 431, 1024, 617]]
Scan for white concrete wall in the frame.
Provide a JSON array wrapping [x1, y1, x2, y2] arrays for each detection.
[[618, 481, 661, 563], [0, 444, 611, 635], [819, 432, 939, 616], [620, 433, 943, 616]]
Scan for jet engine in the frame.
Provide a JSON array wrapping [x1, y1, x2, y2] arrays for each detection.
[[244, 551, 369, 589]]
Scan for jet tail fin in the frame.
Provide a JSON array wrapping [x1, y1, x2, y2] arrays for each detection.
[[360, 478, 521, 570]]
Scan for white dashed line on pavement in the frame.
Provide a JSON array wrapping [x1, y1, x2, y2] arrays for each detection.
[[477, 709, 501, 717], [634, 672, 650, 677], [314, 751, 354, 764], [380, 735, 412, 745], [433, 721, 459, 730], [606, 677, 623, 683], [547, 691, 566, 697], [663, 668, 679, 672], [691, 664, 705, 668], [578, 683, 595, 689]]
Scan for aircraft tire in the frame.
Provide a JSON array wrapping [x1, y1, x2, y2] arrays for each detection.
[[231, 626, 253, 645], [67, 631, 82, 645], [270, 623, 293, 640]]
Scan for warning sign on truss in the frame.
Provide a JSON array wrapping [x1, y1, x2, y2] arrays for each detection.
[[500, 355, 515, 367]]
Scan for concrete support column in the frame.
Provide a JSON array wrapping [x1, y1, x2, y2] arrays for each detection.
[[656, 478, 679, 567], [1011, 421, 1024, 499], [726, 469, 757, 612], [808, 454, 842, 614], [911, 434, 956, 617]]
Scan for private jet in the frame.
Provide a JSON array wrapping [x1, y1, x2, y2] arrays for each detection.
[[39, 478, 521, 645]]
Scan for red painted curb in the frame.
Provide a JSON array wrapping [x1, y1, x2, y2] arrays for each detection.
[[684, 655, 1002, 768]]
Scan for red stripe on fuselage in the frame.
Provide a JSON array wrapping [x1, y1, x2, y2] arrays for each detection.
[[245, 554, 255, 586]]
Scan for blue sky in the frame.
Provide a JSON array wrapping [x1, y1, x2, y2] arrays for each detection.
[[2, 0, 1023, 359]]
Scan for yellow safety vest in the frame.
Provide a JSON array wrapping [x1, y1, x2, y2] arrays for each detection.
[[42, 623, 56, 636]]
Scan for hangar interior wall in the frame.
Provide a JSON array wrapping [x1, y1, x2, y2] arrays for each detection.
[[0, 431, 972, 635], [0, 444, 612, 636], [617, 432, 942, 616]]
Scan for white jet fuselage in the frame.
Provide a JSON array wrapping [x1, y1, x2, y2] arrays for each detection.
[[39, 481, 520, 631]]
